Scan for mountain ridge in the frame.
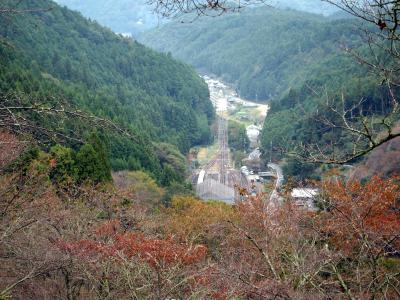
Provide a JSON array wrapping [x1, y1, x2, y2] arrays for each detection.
[[0, 0, 214, 181]]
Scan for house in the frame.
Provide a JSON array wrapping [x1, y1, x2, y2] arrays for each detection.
[[291, 188, 318, 210]]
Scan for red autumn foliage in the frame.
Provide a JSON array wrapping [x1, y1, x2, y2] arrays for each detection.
[[319, 176, 400, 255], [0, 130, 27, 170], [58, 220, 207, 269]]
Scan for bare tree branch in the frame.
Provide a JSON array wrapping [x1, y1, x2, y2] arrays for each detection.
[[0, 92, 139, 146], [0, 0, 52, 15], [147, 0, 268, 18]]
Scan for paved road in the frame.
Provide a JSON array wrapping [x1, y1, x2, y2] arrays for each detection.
[[267, 163, 284, 202], [268, 163, 284, 188]]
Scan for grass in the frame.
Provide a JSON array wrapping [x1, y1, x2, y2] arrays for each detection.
[[196, 142, 219, 166], [228, 105, 266, 127]]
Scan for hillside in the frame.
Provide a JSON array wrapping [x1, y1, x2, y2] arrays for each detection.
[[0, 0, 214, 180], [140, 6, 396, 177], [275, 0, 338, 16], [139, 7, 365, 101], [2, 2, 400, 299], [53, 0, 337, 37], [51, 0, 336, 36]]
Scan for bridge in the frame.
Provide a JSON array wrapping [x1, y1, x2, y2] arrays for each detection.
[[258, 171, 276, 178]]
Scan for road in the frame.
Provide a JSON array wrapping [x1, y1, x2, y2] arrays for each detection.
[[268, 163, 284, 188], [267, 163, 284, 202]]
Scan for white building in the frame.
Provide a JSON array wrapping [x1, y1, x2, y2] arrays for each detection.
[[291, 188, 319, 210], [246, 124, 262, 146]]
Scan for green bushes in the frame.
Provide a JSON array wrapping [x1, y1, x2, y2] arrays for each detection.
[[49, 133, 111, 185]]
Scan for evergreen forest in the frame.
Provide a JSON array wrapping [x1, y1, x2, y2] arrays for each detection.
[[0, 0, 214, 184], [140, 6, 398, 177], [1, 1, 399, 299]]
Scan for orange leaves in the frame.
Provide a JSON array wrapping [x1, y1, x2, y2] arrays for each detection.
[[95, 219, 121, 238], [110, 233, 207, 268], [59, 220, 207, 269], [167, 196, 234, 242], [49, 158, 57, 168], [319, 176, 400, 254]]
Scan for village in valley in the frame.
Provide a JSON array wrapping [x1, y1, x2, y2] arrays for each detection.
[[190, 75, 318, 209]]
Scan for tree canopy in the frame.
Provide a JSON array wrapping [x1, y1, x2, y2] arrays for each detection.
[[0, 0, 215, 181]]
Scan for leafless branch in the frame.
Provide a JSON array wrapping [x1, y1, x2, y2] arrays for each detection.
[[0, 0, 52, 15], [147, 0, 268, 18], [0, 93, 139, 145], [293, 6, 400, 164]]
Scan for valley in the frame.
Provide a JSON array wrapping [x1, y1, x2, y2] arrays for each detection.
[[1, 1, 399, 298], [193, 76, 273, 203]]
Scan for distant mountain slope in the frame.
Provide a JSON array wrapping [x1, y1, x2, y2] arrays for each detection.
[[275, 0, 338, 16], [0, 0, 214, 179], [53, 0, 338, 37], [54, 0, 163, 36], [140, 5, 396, 177], [139, 6, 362, 101]]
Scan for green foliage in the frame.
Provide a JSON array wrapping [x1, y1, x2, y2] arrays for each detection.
[[140, 7, 362, 101], [161, 165, 181, 186], [54, 0, 164, 35], [230, 150, 248, 169], [49, 144, 78, 184], [140, 7, 397, 178], [55, 0, 337, 37], [6, 146, 40, 173], [227, 120, 249, 167], [282, 157, 319, 182], [113, 171, 164, 208], [86, 132, 112, 181], [228, 120, 249, 152], [155, 142, 188, 185], [49, 135, 111, 185], [140, 5, 396, 178], [162, 181, 194, 207], [75, 144, 106, 183], [0, 0, 215, 183]]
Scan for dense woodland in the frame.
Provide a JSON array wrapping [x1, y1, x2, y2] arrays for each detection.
[[0, 0, 214, 184], [228, 120, 250, 166], [140, 7, 363, 101], [140, 6, 398, 178], [54, 0, 337, 37], [1, 0, 400, 299]]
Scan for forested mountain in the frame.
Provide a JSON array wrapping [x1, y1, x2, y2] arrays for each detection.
[[140, 7, 363, 101], [54, 0, 337, 37], [2, 2, 400, 299], [140, 6, 395, 177], [0, 0, 214, 181]]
